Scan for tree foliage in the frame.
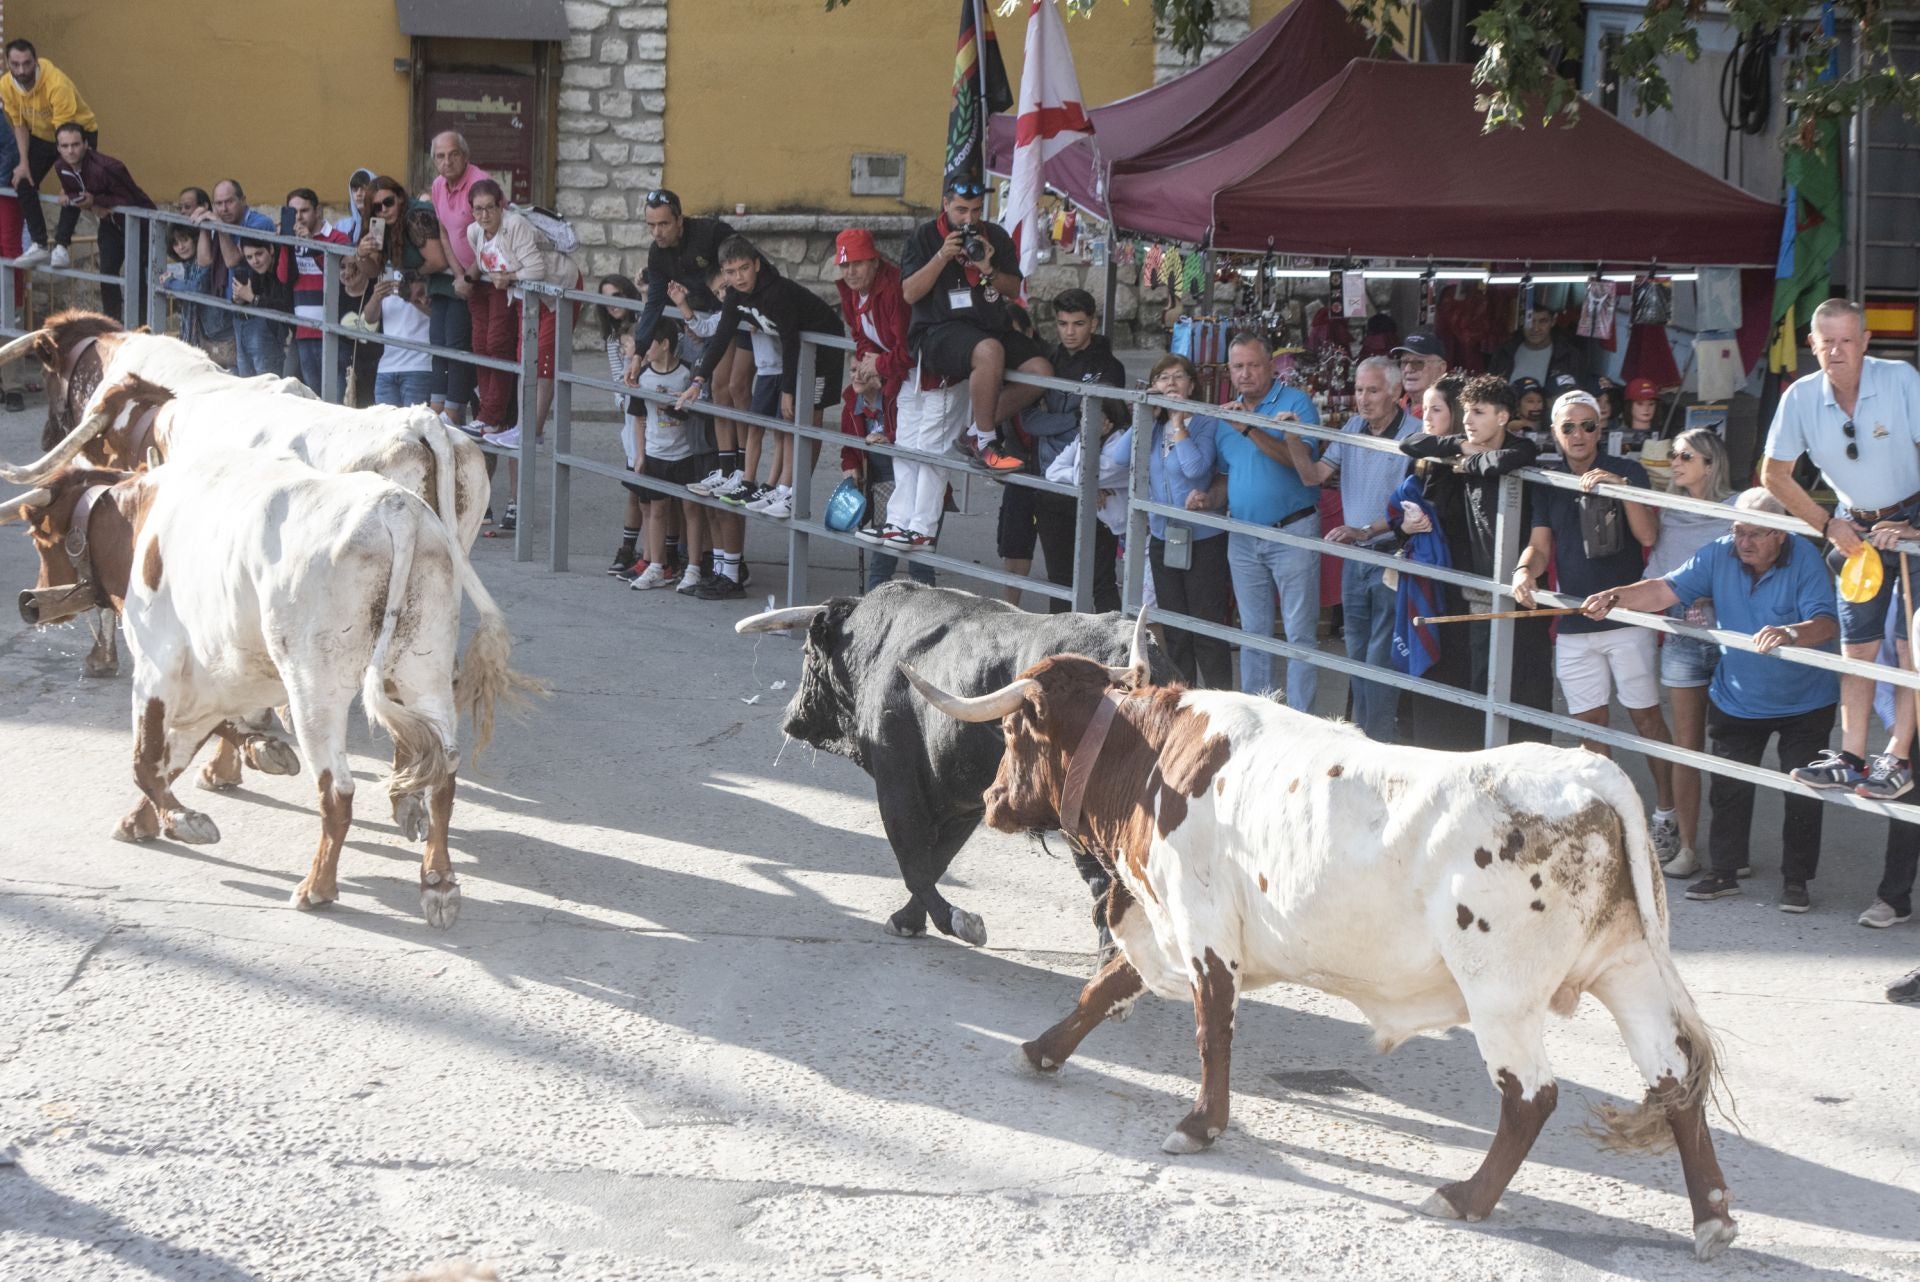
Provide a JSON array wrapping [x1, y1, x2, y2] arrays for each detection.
[[825, 0, 1920, 151]]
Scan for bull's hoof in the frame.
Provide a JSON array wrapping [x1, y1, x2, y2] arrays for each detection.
[[245, 737, 300, 776], [1693, 1218, 1738, 1261], [947, 907, 987, 947], [421, 881, 462, 930], [1418, 1189, 1464, 1221], [884, 918, 927, 939], [83, 653, 119, 679], [289, 884, 337, 911], [1012, 1043, 1057, 1075], [112, 815, 158, 844], [1160, 1125, 1216, 1156], [195, 761, 241, 793], [391, 792, 429, 843], [162, 810, 220, 845]]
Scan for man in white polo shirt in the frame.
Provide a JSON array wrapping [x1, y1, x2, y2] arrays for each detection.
[[1763, 297, 1920, 801]]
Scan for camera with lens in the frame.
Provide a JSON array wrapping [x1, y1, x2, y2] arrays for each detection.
[[960, 223, 991, 265]]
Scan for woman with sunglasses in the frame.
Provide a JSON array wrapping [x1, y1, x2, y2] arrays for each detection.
[[344, 177, 446, 406], [1643, 428, 1737, 878]]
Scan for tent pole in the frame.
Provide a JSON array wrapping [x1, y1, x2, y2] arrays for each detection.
[[974, 0, 993, 217], [1102, 245, 1119, 337]]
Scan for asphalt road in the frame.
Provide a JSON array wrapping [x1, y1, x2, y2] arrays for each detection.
[[1, 399, 1917, 1281]]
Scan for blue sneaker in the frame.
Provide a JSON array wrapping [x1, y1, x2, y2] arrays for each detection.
[[1789, 749, 1866, 790], [1856, 753, 1914, 801]]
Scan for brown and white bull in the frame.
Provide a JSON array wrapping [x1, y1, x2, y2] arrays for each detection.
[[3, 452, 533, 927], [903, 614, 1739, 1260], [0, 311, 313, 677]]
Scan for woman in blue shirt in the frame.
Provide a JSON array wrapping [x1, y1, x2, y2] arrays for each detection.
[[1145, 354, 1231, 688]]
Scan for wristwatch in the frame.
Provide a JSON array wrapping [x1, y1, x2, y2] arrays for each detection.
[[1783, 625, 1801, 644]]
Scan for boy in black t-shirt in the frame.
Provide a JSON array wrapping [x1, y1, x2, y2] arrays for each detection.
[[898, 179, 1052, 470]]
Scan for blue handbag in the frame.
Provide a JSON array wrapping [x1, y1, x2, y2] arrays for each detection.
[[824, 477, 867, 532]]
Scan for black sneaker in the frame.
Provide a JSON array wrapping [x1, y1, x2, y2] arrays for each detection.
[[612, 558, 648, 584], [3, 390, 21, 412], [1779, 881, 1812, 913], [694, 573, 746, 601], [676, 569, 714, 596], [607, 545, 638, 576], [721, 482, 769, 509], [1888, 965, 1920, 1004], [498, 503, 518, 533], [1685, 873, 1742, 901]]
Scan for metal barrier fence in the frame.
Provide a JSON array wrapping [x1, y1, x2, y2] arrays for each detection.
[[4, 192, 1916, 827]]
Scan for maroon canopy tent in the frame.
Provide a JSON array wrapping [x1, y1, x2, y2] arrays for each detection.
[[985, 0, 1375, 221], [1124, 60, 1783, 265]]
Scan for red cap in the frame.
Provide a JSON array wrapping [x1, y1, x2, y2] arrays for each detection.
[[835, 228, 878, 266], [1625, 378, 1659, 402]]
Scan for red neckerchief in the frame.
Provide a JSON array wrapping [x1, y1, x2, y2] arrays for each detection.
[[934, 214, 983, 289]]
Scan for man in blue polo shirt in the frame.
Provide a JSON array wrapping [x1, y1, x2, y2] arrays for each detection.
[[1213, 330, 1323, 709], [1763, 297, 1920, 801], [1581, 488, 1840, 913]]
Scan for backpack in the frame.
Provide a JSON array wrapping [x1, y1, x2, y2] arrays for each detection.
[[511, 203, 580, 254]]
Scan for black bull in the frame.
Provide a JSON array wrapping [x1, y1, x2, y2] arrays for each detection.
[[745, 583, 1172, 947]]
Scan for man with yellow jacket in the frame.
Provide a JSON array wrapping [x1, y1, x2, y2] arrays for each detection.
[[1, 39, 98, 269]]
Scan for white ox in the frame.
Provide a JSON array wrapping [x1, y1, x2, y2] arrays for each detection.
[[0, 312, 315, 676], [904, 615, 1739, 1260], [4, 451, 531, 927]]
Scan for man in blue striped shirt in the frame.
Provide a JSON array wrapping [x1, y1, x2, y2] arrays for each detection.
[[1288, 356, 1420, 739]]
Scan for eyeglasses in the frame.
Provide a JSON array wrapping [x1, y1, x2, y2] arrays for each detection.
[[1557, 421, 1600, 435], [1844, 418, 1858, 461], [947, 181, 987, 198]]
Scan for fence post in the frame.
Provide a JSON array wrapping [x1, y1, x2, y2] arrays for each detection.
[[1484, 470, 1525, 748], [120, 213, 141, 330], [1070, 391, 1102, 613], [1, 233, 14, 336], [1122, 395, 1152, 612], [513, 289, 540, 563], [320, 250, 342, 405], [144, 214, 165, 340], [549, 292, 574, 573], [785, 336, 820, 607]]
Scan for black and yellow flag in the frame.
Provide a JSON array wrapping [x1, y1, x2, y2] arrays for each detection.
[[944, 0, 1013, 189]]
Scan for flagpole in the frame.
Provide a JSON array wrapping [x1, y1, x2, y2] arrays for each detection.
[[973, 0, 993, 217]]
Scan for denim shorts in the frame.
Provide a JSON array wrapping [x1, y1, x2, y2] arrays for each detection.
[[1659, 624, 1719, 689], [1828, 506, 1919, 644]]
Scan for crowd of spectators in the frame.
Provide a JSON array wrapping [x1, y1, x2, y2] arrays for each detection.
[[4, 43, 1919, 998]]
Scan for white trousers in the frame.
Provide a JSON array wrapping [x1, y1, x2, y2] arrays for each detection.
[[887, 365, 972, 536]]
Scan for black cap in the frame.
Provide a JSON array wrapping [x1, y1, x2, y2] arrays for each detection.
[[1547, 371, 1582, 395], [1390, 330, 1445, 360], [1509, 376, 1544, 396]]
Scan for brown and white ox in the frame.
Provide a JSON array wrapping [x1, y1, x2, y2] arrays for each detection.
[[903, 615, 1739, 1261], [4, 373, 490, 797], [2, 451, 533, 927], [0, 311, 313, 677]]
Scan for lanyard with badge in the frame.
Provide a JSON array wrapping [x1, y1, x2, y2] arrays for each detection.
[[937, 214, 991, 312]]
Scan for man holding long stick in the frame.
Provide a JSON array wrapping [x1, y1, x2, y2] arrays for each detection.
[[1762, 298, 1920, 802]]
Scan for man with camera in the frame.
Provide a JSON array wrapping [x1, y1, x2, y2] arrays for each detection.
[[899, 178, 1052, 471]]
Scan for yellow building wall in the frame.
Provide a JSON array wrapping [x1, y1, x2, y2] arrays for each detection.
[[4, 0, 413, 212], [664, 0, 1157, 215]]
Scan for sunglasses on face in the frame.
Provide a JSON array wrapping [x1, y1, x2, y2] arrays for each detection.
[[373, 196, 400, 211], [1844, 418, 1859, 461], [1558, 421, 1600, 435], [1672, 449, 1699, 463]]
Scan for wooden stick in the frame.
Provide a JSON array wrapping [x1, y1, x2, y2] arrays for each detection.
[[1413, 606, 1586, 626]]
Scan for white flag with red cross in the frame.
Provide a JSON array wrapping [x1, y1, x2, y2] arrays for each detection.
[[1001, 0, 1093, 282]]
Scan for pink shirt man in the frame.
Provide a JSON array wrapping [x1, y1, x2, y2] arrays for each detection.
[[431, 158, 490, 275]]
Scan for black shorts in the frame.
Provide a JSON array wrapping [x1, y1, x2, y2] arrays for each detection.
[[749, 353, 846, 416], [639, 452, 709, 501], [919, 321, 1046, 383], [996, 480, 1039, 560]]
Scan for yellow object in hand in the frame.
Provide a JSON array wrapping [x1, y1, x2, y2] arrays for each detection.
[[1841, 543, 1884, 604]]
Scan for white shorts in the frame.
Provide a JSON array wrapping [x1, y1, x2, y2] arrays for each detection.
[[619, 414, 641, 469], [1556, 627, 1660, 715]]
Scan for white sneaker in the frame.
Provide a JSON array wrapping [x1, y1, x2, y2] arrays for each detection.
[[1859, 899, 1912, 929], [485, 426, 521, 449], [744, 485, 778, 513], [629, 563, 672, 590], [49, 245, 70, 269], [678, 565, 703, 592], [13, 244, 48, 268], [688, 466, 729, 496], [759, 487, 792, 519], [1660, 847, 1699, 879], [710, 470, 751, 502]]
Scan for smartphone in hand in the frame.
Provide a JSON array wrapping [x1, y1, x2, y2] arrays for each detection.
[[369, 217, 387, 250]]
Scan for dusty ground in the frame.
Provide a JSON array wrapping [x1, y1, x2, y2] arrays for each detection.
[[1, 400, 1917, 1281]]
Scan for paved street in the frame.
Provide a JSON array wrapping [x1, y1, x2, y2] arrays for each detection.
[[2, 401, 1918, 1281]]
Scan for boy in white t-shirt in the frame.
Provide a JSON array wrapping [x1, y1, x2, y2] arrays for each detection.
[[625, 317, 711, 591]]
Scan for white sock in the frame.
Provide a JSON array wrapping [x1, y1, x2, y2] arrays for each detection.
[[1652, 807, 1674, 822], [720, 553, 742, 583]]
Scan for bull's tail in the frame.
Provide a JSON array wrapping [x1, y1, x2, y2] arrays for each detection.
[[439, 513, 545, 758], [1583, 768, 1733, 1153], [362, 509, 458, 795]]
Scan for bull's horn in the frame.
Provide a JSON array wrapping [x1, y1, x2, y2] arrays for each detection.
[[0, 328, 45, 367], [0, 402, 118, 485], [1107, 608, 1152, 685], [900, 662, 1039, 723], [734, 604, 826, 635], [0, 487, 53, 524]]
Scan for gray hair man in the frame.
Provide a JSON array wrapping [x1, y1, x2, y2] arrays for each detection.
[[1286, 355, 1418, 740], [1762, 297, 1920, 801], [1580, 486, 1840, 912], [1391, 330, 1449, 418], [428, 130, 490, 428]]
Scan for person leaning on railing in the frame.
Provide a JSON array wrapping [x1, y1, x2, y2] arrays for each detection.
[[3, 38, 96, 269], [1580, 488, 1840, 915], [50, 122, 153, 324], [1762, 297, 1920, 803], [1143, 353, 1231, 690]]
